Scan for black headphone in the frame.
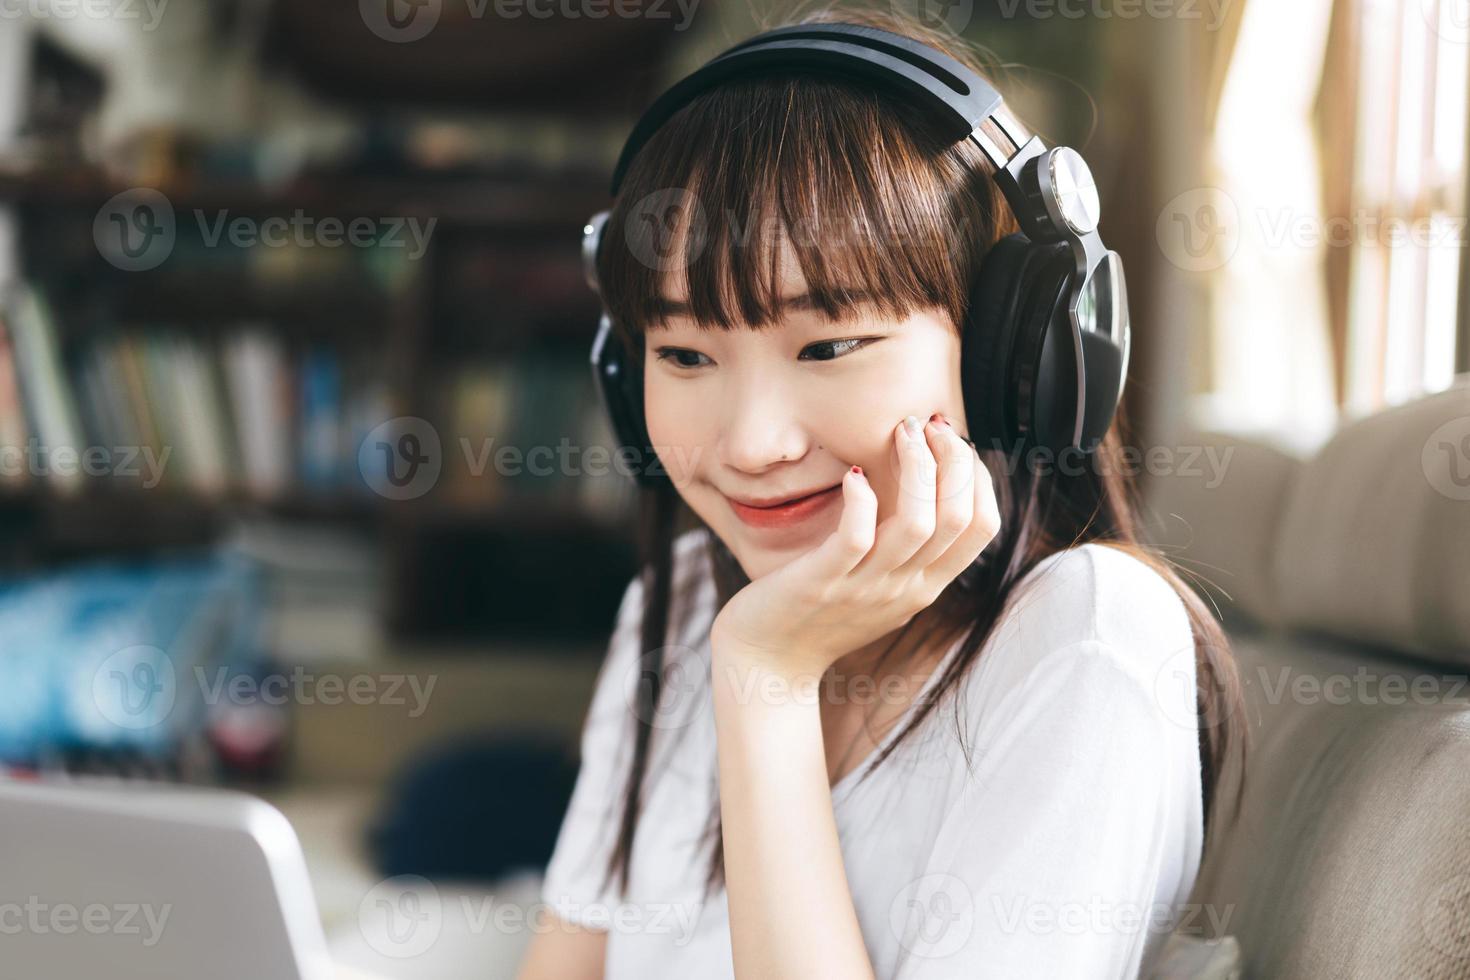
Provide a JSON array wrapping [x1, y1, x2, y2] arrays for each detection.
[[582, 22, 1131, 488]]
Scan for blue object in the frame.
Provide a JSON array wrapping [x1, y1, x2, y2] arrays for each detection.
[[0, 552, 264, 766]]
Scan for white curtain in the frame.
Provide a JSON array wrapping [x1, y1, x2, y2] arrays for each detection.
[[1192, 0, 1340, 455]]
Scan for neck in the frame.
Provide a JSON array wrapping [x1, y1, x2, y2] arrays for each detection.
[[827, 601, 949, 695]]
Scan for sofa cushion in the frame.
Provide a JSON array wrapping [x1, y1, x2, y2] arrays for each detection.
[[1189, 629, 1470, 975], [1139, 431, 1302, 630], [1273, 376, 1470, 667]]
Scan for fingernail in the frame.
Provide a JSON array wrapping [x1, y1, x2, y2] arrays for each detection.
[[903, 415, 922, 436], [851, 465, 863, 475]]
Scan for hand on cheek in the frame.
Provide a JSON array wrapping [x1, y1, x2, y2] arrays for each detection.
[[709, 411, 1001, 682]]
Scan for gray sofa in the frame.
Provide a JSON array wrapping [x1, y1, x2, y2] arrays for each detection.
[[1140, 375, 1470, 978]]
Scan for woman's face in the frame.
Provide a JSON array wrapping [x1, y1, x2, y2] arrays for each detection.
[[644, 246, 971, 581]]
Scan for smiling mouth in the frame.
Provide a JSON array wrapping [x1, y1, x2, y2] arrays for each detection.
[[725, 484, 843, 529]]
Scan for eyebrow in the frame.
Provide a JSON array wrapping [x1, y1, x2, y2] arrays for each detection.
[[651, 289, 877, 319]]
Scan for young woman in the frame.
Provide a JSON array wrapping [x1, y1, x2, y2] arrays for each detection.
[[518, 8, 1245, 979]]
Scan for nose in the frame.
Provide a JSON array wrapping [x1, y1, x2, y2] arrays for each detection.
[[716, 375, 811, 474]]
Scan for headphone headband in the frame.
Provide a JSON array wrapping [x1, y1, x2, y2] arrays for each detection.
[[610, 23, 1005, 195]]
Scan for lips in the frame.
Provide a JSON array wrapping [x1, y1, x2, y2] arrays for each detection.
[[726, 483, 843, 530]]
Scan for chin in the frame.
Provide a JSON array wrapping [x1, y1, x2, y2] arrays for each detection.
[[713, 525, 816, 581]]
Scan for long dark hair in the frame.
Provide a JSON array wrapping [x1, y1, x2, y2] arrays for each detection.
[[591, 4, 1247, 903]]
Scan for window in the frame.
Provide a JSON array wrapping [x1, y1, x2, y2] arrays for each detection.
[[1342, 0, 1469, 413]]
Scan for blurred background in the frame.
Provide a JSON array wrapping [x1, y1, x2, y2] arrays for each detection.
[[0, 0, 1466, 975]]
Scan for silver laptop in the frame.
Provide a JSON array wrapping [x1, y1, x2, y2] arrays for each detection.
[[0, 777, 338, 980]]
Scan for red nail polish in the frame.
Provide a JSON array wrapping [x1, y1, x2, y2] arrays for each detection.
[[851, 465, 862, 474], [929, 413, 941, 423]]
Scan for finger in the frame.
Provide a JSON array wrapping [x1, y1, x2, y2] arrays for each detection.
[[859, 415, 938, 574], [924, 448, 1001, 587], [896, 413, 975, 574], [807, 464, 879, 579]]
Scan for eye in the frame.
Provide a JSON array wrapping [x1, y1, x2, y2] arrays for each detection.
[[799, 337, 877, 361], [651, 336, 878, 371], [653, 347, 711, 370]]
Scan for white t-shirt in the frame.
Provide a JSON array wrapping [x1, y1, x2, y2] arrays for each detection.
[[541, 528, 1204, 979]]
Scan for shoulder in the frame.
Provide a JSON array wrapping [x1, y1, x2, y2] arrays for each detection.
[[960, 543, 1196, 722], [999, 542, 1191, 671]]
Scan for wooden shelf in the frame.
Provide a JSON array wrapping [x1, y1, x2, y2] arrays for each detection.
[[0, 165, 611, 230], [0, 484, 629, 534]]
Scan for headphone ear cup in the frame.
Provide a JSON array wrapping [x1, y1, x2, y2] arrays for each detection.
[[962, 233, 1073, 453], [1013, 250, 1082, 455], [594, 324, 667, 488], [962, 233, 1030, 451]]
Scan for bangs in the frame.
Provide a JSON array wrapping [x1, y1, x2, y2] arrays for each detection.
[[597, 71, 1010, 344]]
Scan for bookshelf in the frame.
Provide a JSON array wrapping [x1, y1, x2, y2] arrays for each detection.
[[0, 164, 639, 644]]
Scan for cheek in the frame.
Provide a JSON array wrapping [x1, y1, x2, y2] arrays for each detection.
[[826, 339, 966, 513], [643, 374, 706, 485]]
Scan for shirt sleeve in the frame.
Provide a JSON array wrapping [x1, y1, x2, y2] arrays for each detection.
[[538, 571, 645, 929], [890, 639, 1182, 979]]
